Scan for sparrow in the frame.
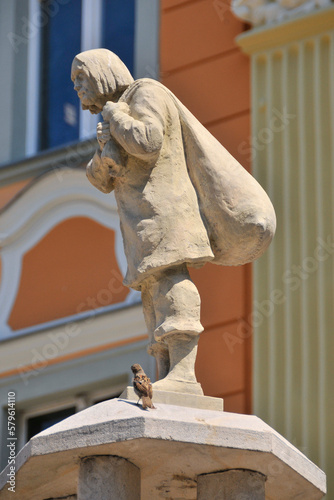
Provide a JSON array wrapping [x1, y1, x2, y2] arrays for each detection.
[[131, 364, 156, 409]]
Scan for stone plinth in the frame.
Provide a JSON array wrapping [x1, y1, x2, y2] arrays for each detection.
[[120, 385, 224, 411], [0, 399, 326, 499]]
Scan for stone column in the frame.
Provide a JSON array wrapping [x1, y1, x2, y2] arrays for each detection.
[[78, 455, 140, 500], [197, 469, 266, 499]]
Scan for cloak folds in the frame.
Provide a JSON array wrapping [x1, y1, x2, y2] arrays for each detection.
[[120, 79, 276, 267], [87, 78, 276, 288]]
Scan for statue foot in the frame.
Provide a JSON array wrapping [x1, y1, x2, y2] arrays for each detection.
[[152, 377, 203, 395], [152, 333, 203, 395]]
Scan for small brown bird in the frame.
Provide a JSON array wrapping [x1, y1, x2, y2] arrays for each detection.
[[131, 364, 156, 409]]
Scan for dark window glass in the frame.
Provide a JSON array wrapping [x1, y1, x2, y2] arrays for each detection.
[[102, 0, 135, 76], [26, 406, 76, 440], [40, 0, 82, 150]]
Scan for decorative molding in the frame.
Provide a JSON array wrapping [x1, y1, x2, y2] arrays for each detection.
[[0, 167, 139, 339], [232, 0, 332, 27], [236, 4, 334, 54], [0, 302, 146, 376], [0, 138, 97, 187]]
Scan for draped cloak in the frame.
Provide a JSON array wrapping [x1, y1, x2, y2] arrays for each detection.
[[87, 79, 276, 290]]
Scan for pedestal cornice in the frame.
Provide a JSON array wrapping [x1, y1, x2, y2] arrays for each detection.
[[0, 399, 326, 499]]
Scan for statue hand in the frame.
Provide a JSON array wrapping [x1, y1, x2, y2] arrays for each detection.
[[102, 101, 130, 122], [102, 101, 118, 122], [97, 121, 111, 150]]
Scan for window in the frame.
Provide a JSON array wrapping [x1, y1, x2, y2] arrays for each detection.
[[40, 0, 82, 149], [37, 0, 137, 151], [24, 0, 160, 155], [1, 0, 159, 162], [102, 0, 135, 76], [26, 406, 76, 440]]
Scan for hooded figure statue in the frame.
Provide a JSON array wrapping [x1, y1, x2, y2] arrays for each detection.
[[71, 48, 276, 395]]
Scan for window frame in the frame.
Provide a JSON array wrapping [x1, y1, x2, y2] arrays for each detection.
[[25, 0, 160, 157]]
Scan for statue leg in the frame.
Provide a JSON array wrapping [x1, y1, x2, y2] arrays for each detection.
[[141, 278, 170, 380], [150, 264, 204, 395]]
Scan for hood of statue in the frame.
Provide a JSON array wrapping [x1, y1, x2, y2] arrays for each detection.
[[231, 0, 332, 27]]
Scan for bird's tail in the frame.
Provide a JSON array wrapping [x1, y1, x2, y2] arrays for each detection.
[[142, 396, 155, 409]]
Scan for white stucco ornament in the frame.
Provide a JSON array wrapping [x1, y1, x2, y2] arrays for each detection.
[[71, 49, 276, 396], [232, 0, 332, 26]]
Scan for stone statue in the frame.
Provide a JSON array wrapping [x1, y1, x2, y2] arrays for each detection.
[[71, 49, 276, 396]]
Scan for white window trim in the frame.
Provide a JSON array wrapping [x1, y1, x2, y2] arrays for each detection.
[[25, 0, 41, 157], [79, 0, 102, 140], [134, 0, 160, 79]]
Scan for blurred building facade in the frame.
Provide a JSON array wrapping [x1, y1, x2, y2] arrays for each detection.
[[232, 0, 334, 497], [0, 0, 333, 496]]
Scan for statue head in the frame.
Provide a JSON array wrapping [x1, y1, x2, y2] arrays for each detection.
[[71, 48, 134, 114]]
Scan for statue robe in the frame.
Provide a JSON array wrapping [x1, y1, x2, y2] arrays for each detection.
[[87, 79, 276, 290]]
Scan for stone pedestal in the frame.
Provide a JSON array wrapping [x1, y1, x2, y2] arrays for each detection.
[[120, 385, 224, 410], [0, 399, 326, 499]]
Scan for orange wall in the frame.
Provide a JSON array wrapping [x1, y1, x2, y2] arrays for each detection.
[[160, 0, 252, 413], [9, 217, 129, 330]]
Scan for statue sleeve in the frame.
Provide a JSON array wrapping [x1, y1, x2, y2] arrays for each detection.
[[108, 86, 165, 161]]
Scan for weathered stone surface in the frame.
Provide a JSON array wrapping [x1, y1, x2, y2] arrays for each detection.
[[72, 49, 276, 395], [198, 469, 265, 499], [0, 400, 326, 499], [78, 456, 140, 500]]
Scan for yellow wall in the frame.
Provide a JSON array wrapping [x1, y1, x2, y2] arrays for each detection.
[[237, 5, 334, 495]]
